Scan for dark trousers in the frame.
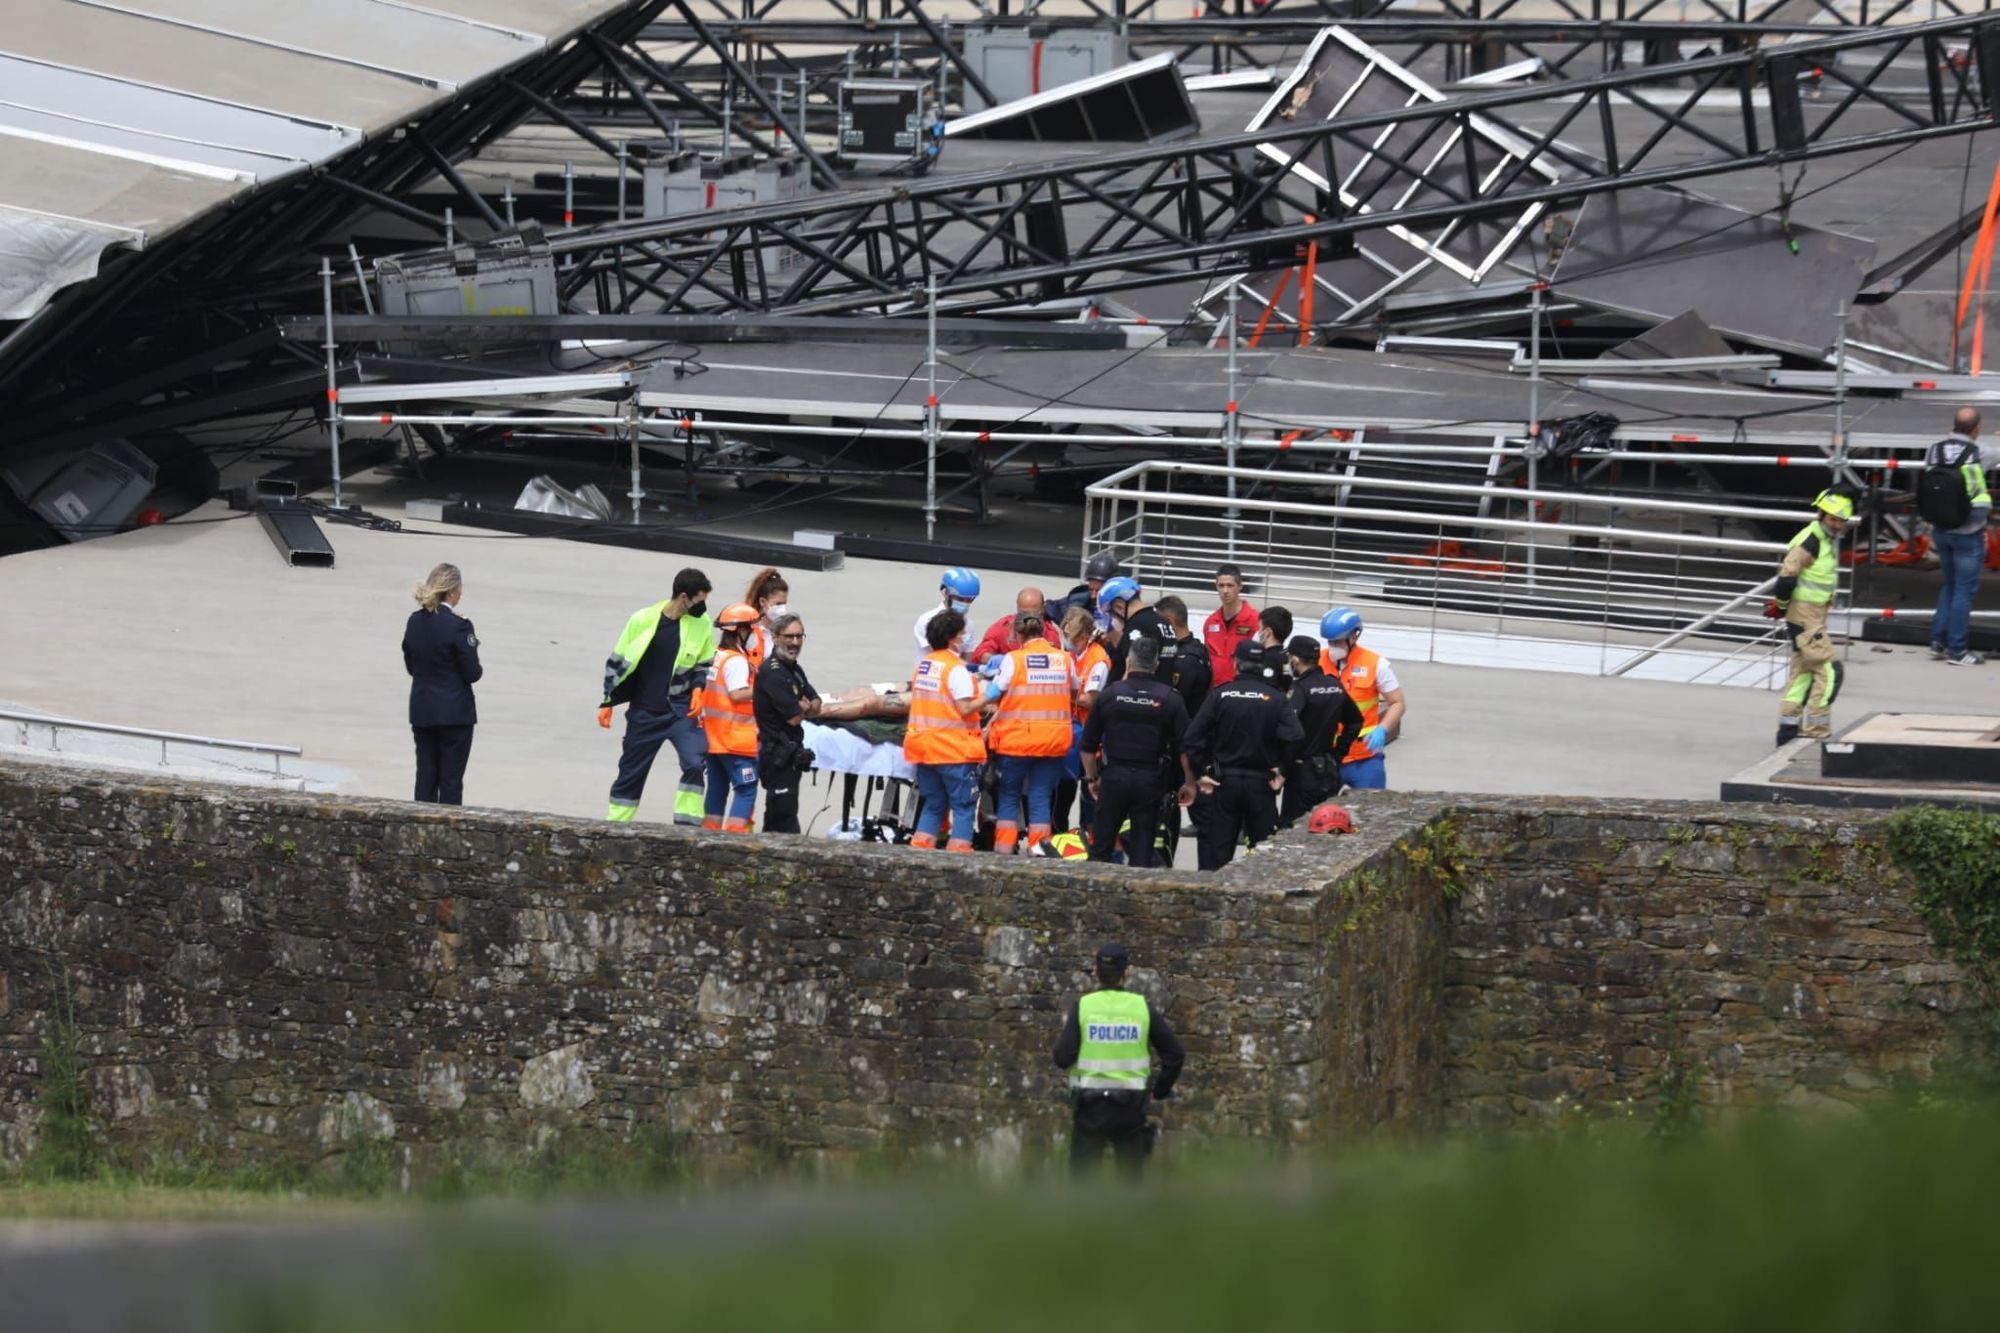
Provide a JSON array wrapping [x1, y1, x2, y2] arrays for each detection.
[[1070, 1093, 1151, 1178], [609, 706, 707, 824], [412, 725, 473, 805], [1202, 771, 1278, 870], [1091, 764, 1164, 868], [760, 756, 802, 833], [1189, 787, 1218, 870], [1279, 758, 1341, 828]]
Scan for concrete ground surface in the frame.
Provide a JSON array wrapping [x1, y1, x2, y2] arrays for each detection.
[[3, 489, 1995, 832]]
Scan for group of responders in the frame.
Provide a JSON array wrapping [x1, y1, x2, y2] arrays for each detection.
[[403, 560, 1402, 868]]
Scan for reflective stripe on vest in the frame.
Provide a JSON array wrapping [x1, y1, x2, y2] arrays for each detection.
[[701, 647, 758, 755], [603, 602, 717, 707], [1789, 521, 1838, 605], [1072, 642, 1111, 724], [991, 638, 1074, 756], [905, 650, 986, 765], [1072, 989, 1151, 1092], [1327, 643, 1383, 762]]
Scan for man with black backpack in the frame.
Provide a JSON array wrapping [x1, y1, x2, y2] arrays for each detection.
[[1920, 408, 1995, 667]]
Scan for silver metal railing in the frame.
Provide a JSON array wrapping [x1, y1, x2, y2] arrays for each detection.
[[0, 708, 301, 776], [1081, 459, 1856, 688]]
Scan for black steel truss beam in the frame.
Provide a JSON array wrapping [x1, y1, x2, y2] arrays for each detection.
[[545, 16, 2000, 318]]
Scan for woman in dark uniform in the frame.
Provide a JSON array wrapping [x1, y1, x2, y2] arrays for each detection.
[[403, 562, 482, 804]]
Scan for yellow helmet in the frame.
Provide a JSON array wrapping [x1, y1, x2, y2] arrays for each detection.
[[1813, 490, 1855, 521]]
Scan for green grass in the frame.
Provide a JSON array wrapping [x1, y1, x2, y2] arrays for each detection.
[[0, 1178, 367, 1222], [229, 1104, 2000, 1333]]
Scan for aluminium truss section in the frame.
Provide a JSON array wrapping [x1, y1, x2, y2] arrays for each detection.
[[543, 16, 2000, 319]]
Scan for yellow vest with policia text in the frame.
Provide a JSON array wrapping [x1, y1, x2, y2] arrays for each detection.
[[1071, 989, 1150, 1092]]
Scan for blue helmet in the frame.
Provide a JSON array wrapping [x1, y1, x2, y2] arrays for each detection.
[[1096, 576, 1141, 613], [940, 566, 981, 600], [1321, 608, 1363, 642]]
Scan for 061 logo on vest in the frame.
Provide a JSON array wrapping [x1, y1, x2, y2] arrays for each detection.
[[1086, 1023, 1143, 1043]]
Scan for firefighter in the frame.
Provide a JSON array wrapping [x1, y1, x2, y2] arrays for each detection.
[[1767, 490, 1855, 744]]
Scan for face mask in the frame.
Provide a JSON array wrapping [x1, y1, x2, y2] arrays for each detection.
[[765, 602, 788, 622], [686, 599, 708, 618], [949, 597, 974, 613]]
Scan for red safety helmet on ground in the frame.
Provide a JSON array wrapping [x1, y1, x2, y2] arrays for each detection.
[[1307, 801, 1355, 835]]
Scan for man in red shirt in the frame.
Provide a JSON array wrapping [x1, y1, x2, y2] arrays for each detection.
[[971, 586, 1046, 666], [1202, 564, 1258, 686]]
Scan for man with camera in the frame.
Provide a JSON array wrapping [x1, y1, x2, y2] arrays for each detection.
[[752, 613, 858, 833]]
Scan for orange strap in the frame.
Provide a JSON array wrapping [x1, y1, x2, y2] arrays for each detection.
[[1954, 157, 2000, 369], [1244, 269, 1293, 349], [1297, 238, 1319, 347]]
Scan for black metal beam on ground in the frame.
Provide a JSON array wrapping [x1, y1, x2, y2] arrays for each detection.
[[257, 501, 337, 569], [438, 502, 847, 570], [834, 531, 1076, 579], [276, 313, 1131, 349]]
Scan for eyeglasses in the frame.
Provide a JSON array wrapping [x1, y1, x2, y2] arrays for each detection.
[[778, 632, 806, 641]]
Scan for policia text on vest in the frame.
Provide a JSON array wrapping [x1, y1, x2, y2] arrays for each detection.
[[1052, 944, 1186, 1177], [600, 570, 717, 824]]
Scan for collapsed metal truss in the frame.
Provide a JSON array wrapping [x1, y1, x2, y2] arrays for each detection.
[[541, 16, 2000, 319], [4, 2, 1998, 462]]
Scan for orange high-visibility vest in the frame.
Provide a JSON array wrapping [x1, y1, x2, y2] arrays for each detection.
[[990, 637, 1075, 757], [905, 650, 986, 765], [1072, 641, 1111, 725], [1322, 643, 1384, 762], [701, 647, 758, 756]]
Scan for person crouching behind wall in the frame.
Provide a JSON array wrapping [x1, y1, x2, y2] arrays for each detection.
[[404, 562, 482, 805], [905, 608, 986, 851]]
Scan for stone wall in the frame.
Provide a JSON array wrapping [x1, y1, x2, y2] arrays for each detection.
[[0, 762, 1969, 1174]]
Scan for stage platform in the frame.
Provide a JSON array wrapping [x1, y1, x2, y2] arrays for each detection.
[[1722, 712, 2000, 811]]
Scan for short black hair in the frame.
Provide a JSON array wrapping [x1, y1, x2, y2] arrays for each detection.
[[1154, 594, 1188, 627], [672, 567, 712, 600], [1260, 605, 1293, 640], [1215, 564, 1242, 581], [926, 608, 966, 650]]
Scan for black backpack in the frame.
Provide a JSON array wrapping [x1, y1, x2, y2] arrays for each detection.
[[1917, 440, 1977, 529]]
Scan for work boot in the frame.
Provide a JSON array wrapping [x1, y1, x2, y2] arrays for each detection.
[[1775, 721, 1801, 747]]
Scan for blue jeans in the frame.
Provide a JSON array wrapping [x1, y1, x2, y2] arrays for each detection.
[[1341, 754, 1387, 790], [704, 753, 758, 827], [913, 762, 979, 847], [1934, 527, 1986, 657], [996, 754, 1066, 836]]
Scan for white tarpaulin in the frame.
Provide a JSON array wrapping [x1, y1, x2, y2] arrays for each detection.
[[0, 207, 133, 320]]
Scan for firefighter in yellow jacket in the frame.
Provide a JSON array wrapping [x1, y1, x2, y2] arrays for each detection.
[[1765, 490, 1853, 745]]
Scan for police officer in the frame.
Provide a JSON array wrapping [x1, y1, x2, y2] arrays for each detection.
[[403, 562, 481, 805], [1185, 642, 1302, 870], [1099, 576, 1176, 683], [1052, 943, 1186, 1178], [599, 568, 715, 824], [1080, 636, 1195, 867], [753, 613, 862, 834], [1280, 635, 1362, 828], [1154, 596, 1211, 713]]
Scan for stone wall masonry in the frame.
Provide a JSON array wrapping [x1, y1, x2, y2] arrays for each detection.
[[0, 761, 1397, 1172], [0, 762, 1972, 1176]]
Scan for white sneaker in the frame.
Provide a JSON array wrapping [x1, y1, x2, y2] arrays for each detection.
[[1945, 652, 1986, 666]]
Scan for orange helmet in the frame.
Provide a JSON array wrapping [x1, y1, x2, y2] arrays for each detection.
[[1307, 802, 1354, 835], [715, 602, 760, 630]]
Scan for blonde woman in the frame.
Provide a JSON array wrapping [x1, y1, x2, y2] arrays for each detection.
[[403, 562, 482, 804]]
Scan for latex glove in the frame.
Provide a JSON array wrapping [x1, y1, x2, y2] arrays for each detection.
[[983, 680, 1004, 703], [597, 706, 614, 729], [1763, 599, 1784, 620], [977, 657, 1003, 678], [1359, 725, 1388, 752]]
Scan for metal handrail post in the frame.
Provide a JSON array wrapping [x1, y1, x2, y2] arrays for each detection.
[[321, 257, 343, 509]]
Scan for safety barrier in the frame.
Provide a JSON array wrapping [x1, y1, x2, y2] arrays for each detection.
[[0, 708, 301, 777], [1079, 459, 1857, 688]]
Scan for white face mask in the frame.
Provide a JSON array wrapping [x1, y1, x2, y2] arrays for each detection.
[[765, 602, 788, 622]]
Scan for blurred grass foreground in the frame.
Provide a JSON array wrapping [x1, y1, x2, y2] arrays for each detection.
[[242, 1102, 1999, 1333]]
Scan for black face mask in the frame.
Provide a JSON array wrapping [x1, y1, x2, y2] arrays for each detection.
[[686, 599, 708, 618]]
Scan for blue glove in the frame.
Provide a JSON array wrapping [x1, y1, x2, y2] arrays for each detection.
[[983, 680, 1004, 704], [1359, 725, 1388, 752], [977, 657, 1003, 678]]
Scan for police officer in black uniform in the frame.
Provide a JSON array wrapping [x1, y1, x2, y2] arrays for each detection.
[[403, 561, 482, 805], [1153, 596, 1211, 713], [1185, 642, 1302, 870], [1280, 635, 1362, 828], [1080, 636, 1195, 867]]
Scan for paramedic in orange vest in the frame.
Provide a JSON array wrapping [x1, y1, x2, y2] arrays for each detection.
[[701, 603, 764, 831], [1318, 608, 1404, 790], [905, 608, 986, 852], [986, 608, 1078, 854], [1058, 604, 1114, 835]]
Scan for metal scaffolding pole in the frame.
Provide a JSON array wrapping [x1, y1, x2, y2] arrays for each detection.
[[320, 258, 344, 509], [925, 275, 940, 542]]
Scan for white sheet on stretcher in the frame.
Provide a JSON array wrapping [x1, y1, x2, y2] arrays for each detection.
[[803, 721, 914, 781]]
